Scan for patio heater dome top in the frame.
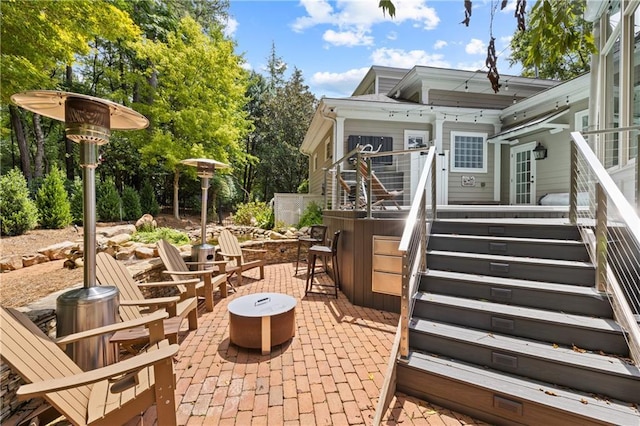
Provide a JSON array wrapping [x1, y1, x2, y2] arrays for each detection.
[[10, 90, 149, 131], [181, 158, 230, 178]]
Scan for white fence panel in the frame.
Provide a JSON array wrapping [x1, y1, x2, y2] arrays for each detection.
[[274, 194, 324, 227]]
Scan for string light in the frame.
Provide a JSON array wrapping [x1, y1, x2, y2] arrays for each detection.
[[566, 96, 569, 105], [555, 101, 559, 110], [512, 95, 517, 104], [505, 80, 509, 91], [465, 81, 469, 92]]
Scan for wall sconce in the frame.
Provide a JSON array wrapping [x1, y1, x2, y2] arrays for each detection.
[[533, 142, 547, 160]]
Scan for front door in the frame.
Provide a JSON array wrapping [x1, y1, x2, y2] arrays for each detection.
[[510, 143, 537, 204]]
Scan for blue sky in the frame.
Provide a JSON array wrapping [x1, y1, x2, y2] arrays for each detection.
[[225, 0, 526, 99]]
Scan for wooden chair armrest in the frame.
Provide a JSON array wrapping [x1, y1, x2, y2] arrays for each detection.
[[119, 296, 181, 307], [17, 341, 179, 399], [185, 260, 228, 266], [137, 278, 200, 287], [162, 269, 212, 277], [53, 311, 168, 348], [217, 252, 242, 260]]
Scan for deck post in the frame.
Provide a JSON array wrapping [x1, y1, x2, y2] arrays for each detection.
[[569, 140, 578, 225], [595, 183, 607, 292]]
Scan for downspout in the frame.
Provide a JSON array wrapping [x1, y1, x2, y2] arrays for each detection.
[[320, 106, 338, 210]]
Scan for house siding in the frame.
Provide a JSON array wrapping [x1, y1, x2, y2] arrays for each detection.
[[378, 77, 402, 95], [443, 121, 496, 204], [503, 100, 589, 204], [308, 127, 333, 197]]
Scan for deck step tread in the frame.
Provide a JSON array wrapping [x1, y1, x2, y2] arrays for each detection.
[[422, 270, 606, 298], [401, 351, 640, 423], [414, 292, 621, 333], [428, 250, 593, 268], [430, 233, 584, 245], [409, 319, 639, 378]]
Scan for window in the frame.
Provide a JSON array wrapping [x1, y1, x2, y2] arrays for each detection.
[[404, 130, 429, 150], [450, 131, 487, 173], [574, 110, 589, 132], [313, 154, 318, 172], [347, 135, 393, 165]]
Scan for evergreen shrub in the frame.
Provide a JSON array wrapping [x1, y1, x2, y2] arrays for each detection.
[[97, 178, 122, 222], [0, 168, 38, 236], [140, 180, 160, 216], [36, 165, 72, 229], [70, 178, 83, 225], [121, 185, 142, 221]]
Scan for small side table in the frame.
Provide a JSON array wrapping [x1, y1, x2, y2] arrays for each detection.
[[228, 293, 297, 355]]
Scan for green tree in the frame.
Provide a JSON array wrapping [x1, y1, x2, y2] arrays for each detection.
[[0, 168, 38, 236], [509, 0, 595, 80], [121, 185, 142, 221], [1, 0, 140, 181], [134, 16, 252, 218], [36, 165, 72, 229], [249, 50, 317, 201]]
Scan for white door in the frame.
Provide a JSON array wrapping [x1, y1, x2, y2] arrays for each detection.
[[510, 143, 537, 204]]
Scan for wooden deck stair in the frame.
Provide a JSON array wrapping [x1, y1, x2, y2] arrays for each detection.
[[396, 219, 640, 425]]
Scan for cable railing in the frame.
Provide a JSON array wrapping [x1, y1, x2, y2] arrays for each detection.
[[570, 131, 640, 362], [323, 145, 432, 217], [372, 146, 436, 425]]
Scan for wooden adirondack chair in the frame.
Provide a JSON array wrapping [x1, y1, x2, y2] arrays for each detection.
[[217, 229, 266, 287], [0, 307, 179, 426], [96, 252, 199, 350], [157, 239, 230, 311]]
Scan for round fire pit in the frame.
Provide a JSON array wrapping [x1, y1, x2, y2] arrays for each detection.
[[228, 292, 296, 355]]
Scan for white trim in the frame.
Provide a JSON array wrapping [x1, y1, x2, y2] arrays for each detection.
[[493, 142, 501, 202], [510, 142, 537, 205], [450, 131, 488, 173]]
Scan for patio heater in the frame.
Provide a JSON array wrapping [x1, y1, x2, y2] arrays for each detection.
[[180, 158, 230, 268], [11, 91, 148, 370]]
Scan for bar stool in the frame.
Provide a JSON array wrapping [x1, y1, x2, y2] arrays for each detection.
[[305, 230, 341, 298], [295, 225, 328, 274]]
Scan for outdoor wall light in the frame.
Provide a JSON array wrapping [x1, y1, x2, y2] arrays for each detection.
[[533, 142, 548, 160]]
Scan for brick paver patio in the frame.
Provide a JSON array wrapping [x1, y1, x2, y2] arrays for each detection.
[[128, 262, 487, 426]]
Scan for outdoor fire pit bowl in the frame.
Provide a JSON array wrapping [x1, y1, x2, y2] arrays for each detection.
[[228, 292, 296, 355]]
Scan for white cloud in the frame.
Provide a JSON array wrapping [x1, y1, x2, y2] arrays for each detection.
[[501, 0, 517, 13], [292, 0, 439, 37], [323, 28, 374, 47], [433, 40, 447, 50], [370, 47, 450, 69], [224, 16, 238, 38], [465, 38, 486, 55], [311, 67, 370, 97]]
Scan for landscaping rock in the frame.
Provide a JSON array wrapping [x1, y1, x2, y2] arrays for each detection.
[[135, 214, 157, 231], [22, 254, 49, 268], [106, 233, 131, 246], [38, 241, 80, 261], [96, 224, 136, 238], [0, 255, 23, 271], [134, 246, 156, 259]]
